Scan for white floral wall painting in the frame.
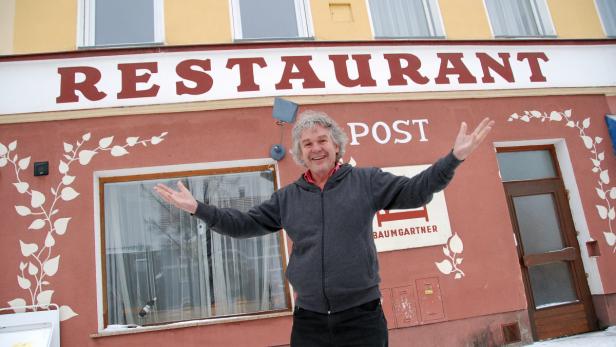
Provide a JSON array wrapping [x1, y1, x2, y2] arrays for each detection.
[[435, 233, 465, 279], [342, 156, 466, 279], [507, 109, 615, 253], [1, 131, 167, 321]]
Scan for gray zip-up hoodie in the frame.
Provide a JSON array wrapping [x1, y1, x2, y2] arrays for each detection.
[[194, 151, 462, 314]]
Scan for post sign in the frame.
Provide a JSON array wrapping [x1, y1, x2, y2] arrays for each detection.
[[373, 164, 452, 252]]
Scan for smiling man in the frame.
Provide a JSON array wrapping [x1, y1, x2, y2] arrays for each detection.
[[154, 110, 493, 347], [296, 115, 344, 190]]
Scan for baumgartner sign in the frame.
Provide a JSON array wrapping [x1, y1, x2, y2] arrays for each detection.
[[1, 44, 615, 115], [373, 165, 452, 252]]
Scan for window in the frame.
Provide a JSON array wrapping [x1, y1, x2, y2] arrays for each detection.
[[100, 165, 289, 327], [79, 0, 164, 47], [484, 0, 556, 38], [367, 0, 445, 38], [595, 0, 616, 37], [231, 0, 312, 40], [496, 149, 557, 181]]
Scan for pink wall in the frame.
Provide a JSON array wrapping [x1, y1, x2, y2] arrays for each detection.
[[1, 94, 614, 346], [606, 95, 616, 114]]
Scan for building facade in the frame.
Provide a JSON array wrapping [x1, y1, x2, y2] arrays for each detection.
[[1, 1, 616, 346]]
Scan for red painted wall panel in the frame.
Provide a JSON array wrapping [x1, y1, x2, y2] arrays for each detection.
[[1, 94, 614, 346]]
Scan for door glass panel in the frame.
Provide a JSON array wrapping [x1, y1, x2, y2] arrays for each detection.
[[497, 150, 556, 181], [513, 194, 564, 255], [528, 261, 578, 309]]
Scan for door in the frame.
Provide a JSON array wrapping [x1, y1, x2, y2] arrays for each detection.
[[497, 146, 597, 340]]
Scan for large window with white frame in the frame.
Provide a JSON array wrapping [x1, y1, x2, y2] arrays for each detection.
[[231, 0, 312, 40], [595, 0, 616, 37], [79, 0, 165, 47], [484, 0, 556, 38], [99, 165, 289, 327], [367, 0, 445, 39]]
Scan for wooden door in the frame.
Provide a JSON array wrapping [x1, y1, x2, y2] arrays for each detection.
[[498, 146, 597, 340]]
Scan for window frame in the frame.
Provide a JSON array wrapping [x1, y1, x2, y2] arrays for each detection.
[[229, 0, 314, 41], [94, 160, 291, 332], [496, 146, 560, 182], [594, 0, 616, 38], [366, 0, 446, 39], [483, 0, 557, 39], [77, 0, 166, 49]]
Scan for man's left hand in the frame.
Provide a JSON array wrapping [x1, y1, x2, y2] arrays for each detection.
[[452, 117, 495, 160]]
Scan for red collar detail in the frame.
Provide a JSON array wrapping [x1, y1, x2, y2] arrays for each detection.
[[304, 163, 341, 185]]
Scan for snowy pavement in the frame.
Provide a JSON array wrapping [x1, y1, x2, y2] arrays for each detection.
[[528, 326, 616, 346]]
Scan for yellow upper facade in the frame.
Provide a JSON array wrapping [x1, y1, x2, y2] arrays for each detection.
[[1, 0, 612, 55]]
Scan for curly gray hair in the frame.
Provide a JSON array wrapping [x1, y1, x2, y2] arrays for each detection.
[[291, 110, 348, 166]]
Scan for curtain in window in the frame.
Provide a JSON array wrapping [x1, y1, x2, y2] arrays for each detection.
[[596, 0, 616, 37], [94, 0, 156, 45], [204, 173, 285, 316], [369, 0, 442, 38], [104, 171, 287, 326], [238, 0, 300, 39], [485, 0, 554, 37]]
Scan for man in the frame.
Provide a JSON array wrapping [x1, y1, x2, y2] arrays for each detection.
[[154, 110, 493, 347]]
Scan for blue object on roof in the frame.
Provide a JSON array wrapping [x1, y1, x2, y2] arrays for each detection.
[[272, 97, 298, 123], [605, 115, 616, 155]]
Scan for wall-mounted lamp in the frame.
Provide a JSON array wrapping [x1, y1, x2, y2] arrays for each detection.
[[270, 97, 298, 161]]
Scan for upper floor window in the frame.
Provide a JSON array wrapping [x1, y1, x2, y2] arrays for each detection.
[[100, 165, 289, 327], [484, 0, 556, 38], [595, 0, 616, 37], [231, 0, 312, 40], [79, 0, 165, 47], [368, 0, 445, 39]]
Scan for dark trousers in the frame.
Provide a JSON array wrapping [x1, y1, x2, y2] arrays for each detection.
[[290, 299, 388, 347]]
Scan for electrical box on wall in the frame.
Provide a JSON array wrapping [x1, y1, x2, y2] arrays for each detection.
[[381, 278, 446, 329], [392, 286, 420, 328], [380, 288, 395, 330], [416, 277, 445, 323], [34, 161, 49, 176]]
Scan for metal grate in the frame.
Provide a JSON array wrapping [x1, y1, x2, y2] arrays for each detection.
[[502, 322, 522, 344]]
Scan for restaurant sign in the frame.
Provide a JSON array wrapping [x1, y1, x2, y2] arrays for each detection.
[[1, 44, 615, 115]]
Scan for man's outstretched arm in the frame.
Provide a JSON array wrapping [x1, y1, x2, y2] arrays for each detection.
[[154, 181, 281, 238]]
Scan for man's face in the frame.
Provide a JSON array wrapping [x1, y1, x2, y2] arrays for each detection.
[[299, 125, 340, 177]]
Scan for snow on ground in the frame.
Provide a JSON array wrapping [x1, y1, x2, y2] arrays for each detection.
[[528, 326, 616, 346]]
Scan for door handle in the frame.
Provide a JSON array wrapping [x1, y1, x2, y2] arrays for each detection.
[[523, 247, 576, 267]]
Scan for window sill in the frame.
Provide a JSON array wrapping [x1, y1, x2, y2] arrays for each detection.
[[77, 42, 166, 50], [492, 35, 558, 40], [374, 36, 446, 40], [233, 37, 315, 43], [90, 310, 292, 338]]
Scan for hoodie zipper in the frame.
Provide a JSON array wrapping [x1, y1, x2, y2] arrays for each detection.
[[320, 191, 332, 314]]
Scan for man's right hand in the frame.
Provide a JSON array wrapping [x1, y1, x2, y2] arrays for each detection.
[[154, 181, 198, 214]]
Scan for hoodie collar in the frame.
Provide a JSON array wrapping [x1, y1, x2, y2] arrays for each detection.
[[295, 163, 353, 192], [303, 162, 341, 186]]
